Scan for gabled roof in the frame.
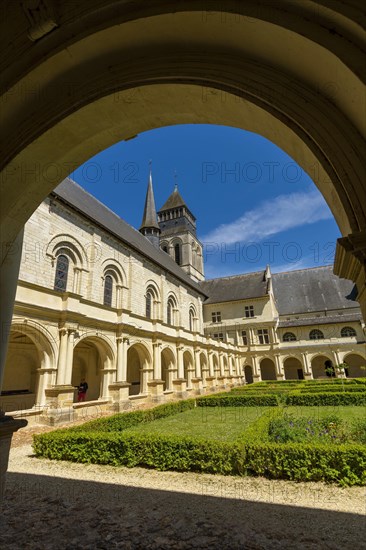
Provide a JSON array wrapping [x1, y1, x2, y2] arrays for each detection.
[[51, 179, 207, 297], [272, 266, 359, 315], [140, 172, 160, 231], [199, 271, 268, 304], [159, 185, 189, 212]]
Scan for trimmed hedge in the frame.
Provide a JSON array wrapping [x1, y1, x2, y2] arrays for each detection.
[[33, 429, 366, 486], [299, 386, 364, 394], [285, 392, 366, 406], [196, 394, 279, 407]]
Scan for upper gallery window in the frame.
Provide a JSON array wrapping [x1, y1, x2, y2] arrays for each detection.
[[309, 329, 324, 340], [54, 254, 69, 292], [212, 311, 221, 323], [245, 305, 254, 318], [103, 274, 113, 307], [257, 328, 269, 344]]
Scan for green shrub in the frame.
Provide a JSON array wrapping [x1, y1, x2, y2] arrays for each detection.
[[285, 392, 366, 406], [197, 394, 279, 407], [299, 386, 363, 394], [33, 428, 366, 486]]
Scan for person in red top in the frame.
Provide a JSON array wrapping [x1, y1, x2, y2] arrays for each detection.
[[77, 378, 88, 402]]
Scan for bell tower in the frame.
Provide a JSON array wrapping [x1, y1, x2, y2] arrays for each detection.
[[158, 184, 204, 282]]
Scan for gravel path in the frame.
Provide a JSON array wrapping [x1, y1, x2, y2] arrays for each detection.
[[1, 427, 365, 549]]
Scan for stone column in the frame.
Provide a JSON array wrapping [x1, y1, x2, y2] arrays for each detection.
[[177, 346, 184, 379], [116, 336, 124, 381], [56, 328, 68, 385], [252, 355, 261, 382], [194, 349, 201, 378], [63, 330, 75, 386], [274, 354, 285, 380], [334, 231, 366, 321], [301, 352, 313, 380], [153, 341, 162, 380], [333, 350, 346, 377], [219, 352, 225, 376], [208, 351, 214, 377], [0, 414, 27, 511], [0, 228, 24, 390]]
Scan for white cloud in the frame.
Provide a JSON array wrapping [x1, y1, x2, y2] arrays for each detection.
[[201, 190, 333, 245]]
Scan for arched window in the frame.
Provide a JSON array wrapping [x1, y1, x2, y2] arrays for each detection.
[[103, 274, 113, 307], [167, 298, 175, 325], [341, 326, 356, 337], [189, 308, 195, 332], [283, 332, 296, 342], [174, 243, 181, 265], [309, 329, 324, 340], [146, 290, 153, 319], [54, 254, 69, 292]]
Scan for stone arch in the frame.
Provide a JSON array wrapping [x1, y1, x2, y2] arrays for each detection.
[[161, 346, 176, 391], [1, 320, 56, 411], [342, 353, 366, 378], [310, 354, 334, 379], [126, 342, 152, 396], [260, 358, 277, 381], [145, 281, 161, 320], [244, 365, 254, 384], [166, 292, 179, 326], [1, 2, 366, 387], [45, 234, 89, 295], [72, 334, 115, 401], [283, 357, 304, 380], [101, 259, 127, 308]]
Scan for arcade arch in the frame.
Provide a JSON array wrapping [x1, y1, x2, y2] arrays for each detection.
[[342, 353, 366, 378], [260, 358, 276, 381], [1, 2, 365, 397], [126, 343, 152, 396], [283, 357, 304, 380]]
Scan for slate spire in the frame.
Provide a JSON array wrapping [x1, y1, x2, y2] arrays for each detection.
[[139, 167, 160, 247]]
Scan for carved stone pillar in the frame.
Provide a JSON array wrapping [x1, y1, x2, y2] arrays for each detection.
[[334, 231, 366, 321]]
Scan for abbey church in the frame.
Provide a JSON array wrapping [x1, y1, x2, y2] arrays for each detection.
[[1, 175, 365, 421]]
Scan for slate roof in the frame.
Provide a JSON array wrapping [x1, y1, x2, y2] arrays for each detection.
[[278, 313, 362, 328], [52, 179, 207, 297], [159, 185, 188, 211], [272, 266, 359, 315], [140, 173, 160, 230], [199, 271, 268, 304]]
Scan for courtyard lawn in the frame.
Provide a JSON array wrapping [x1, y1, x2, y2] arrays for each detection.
[[284, 406, 366, 422], [122, 406, 270, 442]]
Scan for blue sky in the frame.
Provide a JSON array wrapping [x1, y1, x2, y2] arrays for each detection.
[[71, 124, 340, 279]]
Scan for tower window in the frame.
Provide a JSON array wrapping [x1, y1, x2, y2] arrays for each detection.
[[174, 243, 181, 265], [241, 330, 248, 345], [103, 274, 113, 307], [54, 254, 69, 292]]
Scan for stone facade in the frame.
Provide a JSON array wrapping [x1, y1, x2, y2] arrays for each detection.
[[1, 178, 365, 421]]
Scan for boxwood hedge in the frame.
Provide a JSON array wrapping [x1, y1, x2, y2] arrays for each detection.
[[285, 392, 366, 406]]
